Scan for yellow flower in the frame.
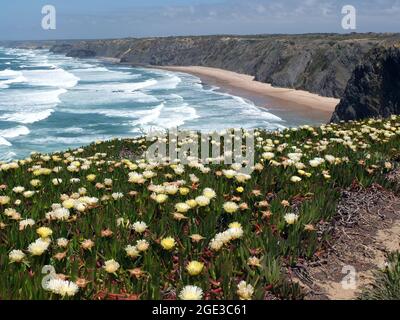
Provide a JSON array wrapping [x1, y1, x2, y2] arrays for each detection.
[[236, 186, 244, 193], [36, 227, 53, 238], [186, 261, 204, 276], [155, 194, 168, 204], [160, 237, 176, 250], [179, 187, 190, 195], [62, 199, 75, 209], [86, 174, 96, 182], [228, 221, 242, 229], [185, 199, 197, 208]]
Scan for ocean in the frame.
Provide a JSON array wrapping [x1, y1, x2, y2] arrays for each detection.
[[0, 47, 311, 161]]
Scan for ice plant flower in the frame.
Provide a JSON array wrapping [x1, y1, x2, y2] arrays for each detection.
[[28, 238, 50, 256], [46, 278, 79, 297], [290, 176, 302, 183], [223, 201, 239, 214], [9, 249, 26, 263], [36, 227, 53, 239], [284, 213, 299, 225], [186, 261, 204, 276], [86, 174, 96, 182], [195, 196, 210, 207], [81, 239, 95, 251], [179, 285, 203, 300], [103, 259, 120, 273], [57, 238, 69, 248], [175, 202, 191, 213], [237, 281, 254, 300], [154, 194, 168, 204], [131, 221, 148, 234], [160, 237, 176, 250], [202, 188, 216, 199], [136, 239, 150, 252], [0, 196, 11, 205], [125, 245, 140, 258]]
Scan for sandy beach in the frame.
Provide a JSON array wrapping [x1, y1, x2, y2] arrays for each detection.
[[155, 66, 340, 123]]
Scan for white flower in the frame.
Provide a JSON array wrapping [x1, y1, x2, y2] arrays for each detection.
[[237, 281, 254, 300], [112, 192, 124, 200], [209, 239, 224, 251], [103, 259, 120, 273], [142, 170, 156, 179], [52, 178, 62, 185], [309, 158, 325, 167], [125, 245, 140, 258], [179, 285, 203, 300], [223, 201, 239, 214], [262, 152, 275, 160], [47, 207, 70, 221], [28, 238, 50, 256], [175, 202, 191, 213], [12, 186, 25, 194], [104, 178, 113, 186], [284, 213, 299, 225], [228, 226, 244, 240], [195, 196, 210, 207], [57, 238, 69, 248], [9, 249, 26, 263], [131, 221, 148, 233], [23, 191, 35, 198], [222, 169, 236, 179], [19, 218, 35, 230], [202, 188, 216, 199], [46, 278, 79, 297], [165, 185, 179, 195], [128, 172, 145, 184], [324, 154, 336, 164], [290, 176, 302, 183], [136, 239, 150, 252], [235, 174, 251, 183]]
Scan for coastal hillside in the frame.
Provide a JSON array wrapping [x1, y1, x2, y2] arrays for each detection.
[[1, 118, 400, 299], [331, 46, 400, 122], [47, 34, 399, 98]]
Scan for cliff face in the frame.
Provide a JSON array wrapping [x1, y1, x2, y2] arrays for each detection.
[[331, 46, 400, 122], [48, 34, 398, 98]]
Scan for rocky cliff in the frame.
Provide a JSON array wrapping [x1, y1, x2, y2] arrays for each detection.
[[331, 46, 400, 122], [48, 34, 398, 99]]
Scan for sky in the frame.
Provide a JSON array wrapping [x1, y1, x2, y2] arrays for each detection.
[[0, 0, 399, 40]]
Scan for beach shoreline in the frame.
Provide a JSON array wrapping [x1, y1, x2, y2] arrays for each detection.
[[152, 65, 340, 123]]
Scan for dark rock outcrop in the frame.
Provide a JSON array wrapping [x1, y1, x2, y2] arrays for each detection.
[[47, 34, 399, 98], [331, 46, 400, 122]]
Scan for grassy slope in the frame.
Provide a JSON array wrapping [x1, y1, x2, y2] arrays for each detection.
[[1, 117, 400, 300]]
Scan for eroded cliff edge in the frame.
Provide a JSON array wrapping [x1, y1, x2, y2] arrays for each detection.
[[331, 46, 400, 122], [47, 34, 399, 99]]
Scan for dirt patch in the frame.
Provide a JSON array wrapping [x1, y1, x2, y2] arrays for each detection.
[[290, 183, 400, 300]]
